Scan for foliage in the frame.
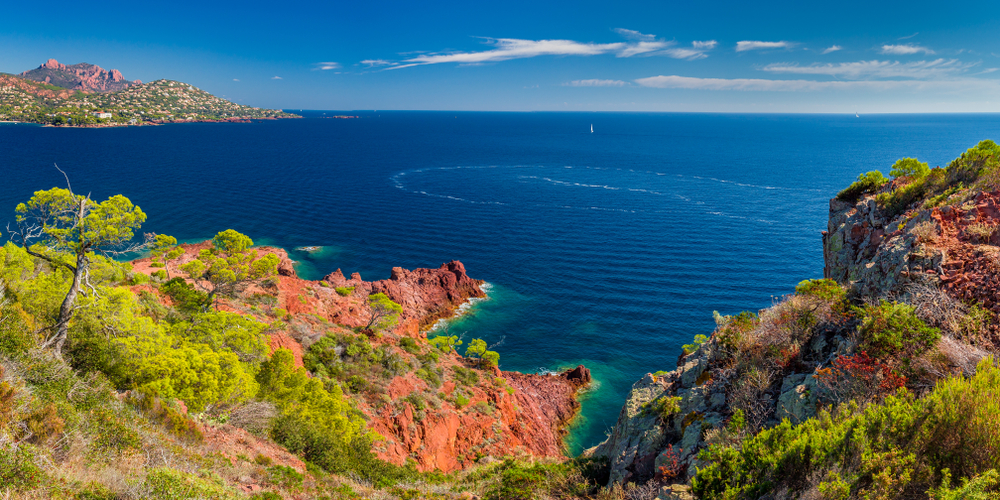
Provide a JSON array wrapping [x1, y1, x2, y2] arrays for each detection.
[[693, 357, 1000, 500], [795, 278, 846, 303], [683, 334, 710, 355], [335, 286, 354, 297], [160, 278, 212, 315], [715, 311, 759, 351], [143, 468, 240, 499], [837, 171, 888, 201], [0, 446, 44, 492], [857, 301, 940, 368], [364, 293, 402, 333], [651, 396, 682, 421], [9, 186, 148, 350], [179, 229, 280, 305], [891, 158, 931, 180], [399, 336, 421, 355], [429, 334, 462, 353], [149, 234, 184, 279]]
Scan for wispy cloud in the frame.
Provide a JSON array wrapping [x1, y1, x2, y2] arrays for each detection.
[[565, 79, 628, 87], [898, 32, 919, 40], [634, 74, 996, 92], [736, 40, 792, 52], [613, 28, 656, 41], [232, 78, 240, 82], [314, 62, 341, 70], [377, 31, 714, 70], [881, 44, 934, 55], [762, 59, 977, 79], [272, 76, 282, 80], [822, 45, 842, 54]]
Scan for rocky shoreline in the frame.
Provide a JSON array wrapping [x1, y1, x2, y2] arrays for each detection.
[[131, 241, 590, 471]]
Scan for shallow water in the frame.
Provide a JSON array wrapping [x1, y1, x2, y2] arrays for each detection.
[[2, 112, 999, 452]]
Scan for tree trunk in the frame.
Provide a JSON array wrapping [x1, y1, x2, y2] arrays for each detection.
[[50, 253, 87, 353]]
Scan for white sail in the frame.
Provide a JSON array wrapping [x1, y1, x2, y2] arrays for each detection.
[[590, 124, 594, 133]]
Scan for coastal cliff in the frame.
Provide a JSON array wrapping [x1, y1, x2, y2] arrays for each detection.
[[131, 243, 589, 472], [587, 143, 1000, 499]]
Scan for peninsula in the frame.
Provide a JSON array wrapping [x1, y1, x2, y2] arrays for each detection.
[[0, 59, 297, 126]]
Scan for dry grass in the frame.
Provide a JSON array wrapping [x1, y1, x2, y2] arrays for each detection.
[[964, 222, 997, 243], [911, 220, 939, 243]]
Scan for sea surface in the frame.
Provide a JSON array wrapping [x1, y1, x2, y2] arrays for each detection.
[[3, 112, 1000, 453]]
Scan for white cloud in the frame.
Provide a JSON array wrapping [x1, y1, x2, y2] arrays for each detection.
[[898, 32, 919, 40], [822, 45, 842, 54], [881, 44, 934, 55], [762, 59, 977, 79], [272, 76, 282, 79], [361, 59, 393, 67], [386, 38, 628, 69], [314, 62, 341, 70], [613, 28, 656, 41], [736, 41, 792, 52], [565, 79, 628, 87], [634, 74, 996, 92], [232, 78, 240, 82], [381, 32, 715, 69]]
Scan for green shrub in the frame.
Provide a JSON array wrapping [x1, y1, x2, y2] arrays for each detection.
[[683, 334, 710, 355], [151, 270, 168, 280], [794, 279, 845, 302], [454, 395, 470, 409], [858, 301, 940, 366], [399, 337, 421, 355], [693, 357, 1000, 500], [89, 406, 142, 453], [335, 286, 355, 297], [161, 278, 211, 314], [652, 396, 682, 420], [891, 158, 930, 180], [452, 366, 480, 386], [837, 171, 888, 201], [268, 465, 304, 489], [716, 311, 758, 351], [0, 446, 44, 492], [144, 468, 240, 499], [481, 459, 595, 500]]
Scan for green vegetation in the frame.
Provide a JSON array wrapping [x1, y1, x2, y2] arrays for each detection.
[[693, 357, 1000, 500], [364, 292, 403, 333], [836, 171, 888, 201], [0, 76, 298, 125], [841, 140, 1000, 216], [180, 229, 280, 306], [335, 285, 355, 296]]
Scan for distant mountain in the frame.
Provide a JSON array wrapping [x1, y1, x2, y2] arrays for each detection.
[[19, 59, 141, 93], [1, 68, 298, 126]]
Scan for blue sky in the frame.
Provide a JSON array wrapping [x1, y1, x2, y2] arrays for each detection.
[[4, 0, 1000, 112]]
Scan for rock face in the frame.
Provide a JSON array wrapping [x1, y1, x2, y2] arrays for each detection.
[[130, 242, 588, 472], [19, 59, 141, 93]]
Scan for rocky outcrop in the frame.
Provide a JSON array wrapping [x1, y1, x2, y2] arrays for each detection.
[[323, 261, 486, 334], [19, 59, 141, 93], [131, 242, 587, 472]]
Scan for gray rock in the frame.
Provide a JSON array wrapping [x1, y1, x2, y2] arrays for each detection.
[[776, 372, 819, 424]]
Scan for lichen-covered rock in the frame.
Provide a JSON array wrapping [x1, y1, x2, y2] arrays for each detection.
[[587, 373, 672, 484], [776, 372, 820, 424]]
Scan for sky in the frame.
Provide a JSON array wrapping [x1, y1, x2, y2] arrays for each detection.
[[4, 0, 1000, 112]]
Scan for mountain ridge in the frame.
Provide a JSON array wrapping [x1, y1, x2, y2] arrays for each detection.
[[19, 58, 141, 93]]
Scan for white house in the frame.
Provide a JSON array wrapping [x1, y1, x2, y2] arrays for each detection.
[[93, 112, 112, 119]]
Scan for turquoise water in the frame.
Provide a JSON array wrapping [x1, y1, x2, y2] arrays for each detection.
[[3, 112, 1000, 453]]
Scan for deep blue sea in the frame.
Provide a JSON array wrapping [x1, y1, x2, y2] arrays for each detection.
[[3, 112, 999, 453]]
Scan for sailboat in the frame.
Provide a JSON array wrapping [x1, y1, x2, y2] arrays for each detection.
[[856, 112, 859, 118], [590, 124, 594, 133]]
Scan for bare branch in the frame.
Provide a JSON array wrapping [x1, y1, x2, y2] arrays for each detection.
[[53, 163, 74, 196]]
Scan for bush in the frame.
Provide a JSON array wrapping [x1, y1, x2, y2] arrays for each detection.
[[161, 278, 211, 314], [335, 286, 355, 297], [682, 334, 710, 355], [837, 171, 888, 201], [144, 468, 240, 499], [794, 278, 845, 302], [399, 337, 421, 355], [693, 357, 1000, 500], [891, 158, 930, 180], [0, 446, 44, 492], [858, 301, 940, 367], [652, 396, 682, 420], [481, 459, 596, 500]]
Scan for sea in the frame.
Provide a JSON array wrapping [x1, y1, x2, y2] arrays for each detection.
[[3, 112, 999, 454]]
